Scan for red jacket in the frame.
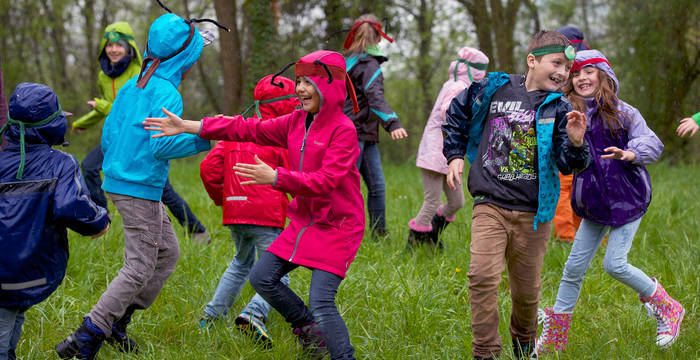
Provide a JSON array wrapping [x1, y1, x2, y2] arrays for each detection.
[[199, 74, 297, 228], [200, 51, 365, 278]]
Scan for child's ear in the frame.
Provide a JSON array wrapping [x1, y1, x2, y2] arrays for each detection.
[[526, 53, 536, 70]]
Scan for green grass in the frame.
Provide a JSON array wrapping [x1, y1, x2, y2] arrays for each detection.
[[18, 155, 699, 359]]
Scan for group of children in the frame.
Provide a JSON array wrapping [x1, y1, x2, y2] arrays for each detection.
[[0, 5, 692, 360]]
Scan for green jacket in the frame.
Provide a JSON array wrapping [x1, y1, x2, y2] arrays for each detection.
[[72, 21, 143, 129]]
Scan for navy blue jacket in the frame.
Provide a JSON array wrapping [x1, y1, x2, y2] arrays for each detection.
[[0, 99, 109, 308]]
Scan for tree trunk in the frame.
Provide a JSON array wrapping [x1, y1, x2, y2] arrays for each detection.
[[214, 0, 243, 114], [81, 0, 98, 96]]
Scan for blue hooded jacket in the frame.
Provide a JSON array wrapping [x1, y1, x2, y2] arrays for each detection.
[[0, 83, 109, 308], [101, 14, 210, 201]]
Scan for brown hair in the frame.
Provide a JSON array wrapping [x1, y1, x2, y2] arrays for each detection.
[[564, 67, 629, 134], [343, 14, 381, 56], [527, 30, 572, 58]]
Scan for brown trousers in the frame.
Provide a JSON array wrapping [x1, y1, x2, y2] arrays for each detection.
[[468, 203, 550, 358], [87, 193, 180, 336]]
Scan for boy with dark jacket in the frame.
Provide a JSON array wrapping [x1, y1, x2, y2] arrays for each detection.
[[442, 30, 592, 359], [0, 82, 110, 359]]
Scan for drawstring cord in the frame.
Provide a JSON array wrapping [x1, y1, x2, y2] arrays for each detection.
[[0, 108, 62, 180]]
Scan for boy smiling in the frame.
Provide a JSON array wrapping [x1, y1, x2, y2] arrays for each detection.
[[442, 30, 592, 359]]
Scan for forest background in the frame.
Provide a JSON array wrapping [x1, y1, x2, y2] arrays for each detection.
[[0, 0, 698, 161]]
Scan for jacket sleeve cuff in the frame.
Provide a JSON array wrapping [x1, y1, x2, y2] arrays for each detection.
[[195, 136, 211, 153], [692, 111, 700, 125]]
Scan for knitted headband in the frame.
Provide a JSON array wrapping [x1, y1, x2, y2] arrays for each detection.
[[571, 57, 612, 73], [293, 59, 359, 113], [103, 31, 135, 43], [343, 20, 394, 49], [530, 44, 576, 61]]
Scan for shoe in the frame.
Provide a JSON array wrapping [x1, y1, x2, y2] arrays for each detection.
[[406, 219, 433, 247], [192, 230, 212, 244], [198, 316, 215, 329], [513, 338, 537, 359], [640, 278, 684, 349], [293, 322, 328, 359], [235, 312, 272, 348], [428, 213, 451, 248], [535, 307, 571, 355], [106, 306, 138, 353], [56, 317, 106, 360]]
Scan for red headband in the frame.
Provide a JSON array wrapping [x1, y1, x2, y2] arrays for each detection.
[[343, 20, 394, 49], [571, 57, 611, 73], [295, 61, 359, 113], [568, 39, 590, 50]]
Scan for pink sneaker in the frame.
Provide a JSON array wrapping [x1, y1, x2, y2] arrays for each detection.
[[640, 278, 684, 349], [535, 307, 571, 355]]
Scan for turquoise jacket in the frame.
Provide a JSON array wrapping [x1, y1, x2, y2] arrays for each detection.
[[101, 14, 210, 201]]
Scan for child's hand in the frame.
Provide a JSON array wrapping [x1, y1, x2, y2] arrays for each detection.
[[144, 107, 200, 138], [601, 146, 636, 162], [234, 155, 276, 185], [391, 127, 408, 140], [91, 223, 110, 238], [565, 111, 587, 147], [676, 117, 699, 138], [446, 158, 464, 191], [87, 100, 96, 108]]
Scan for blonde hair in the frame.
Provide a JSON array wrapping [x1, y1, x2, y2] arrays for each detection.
[[343, 14, 381, 56]]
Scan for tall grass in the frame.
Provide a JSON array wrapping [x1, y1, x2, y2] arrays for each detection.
[[18, 155, 698, 359]]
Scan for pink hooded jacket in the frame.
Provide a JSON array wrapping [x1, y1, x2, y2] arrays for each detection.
[[415, 47, 489, 174], [200, 50, 365, 278]]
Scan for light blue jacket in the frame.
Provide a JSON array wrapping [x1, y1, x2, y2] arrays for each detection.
[[101, 14, 210, 201]]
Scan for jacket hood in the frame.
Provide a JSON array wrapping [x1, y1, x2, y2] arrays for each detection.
[[556, 25, 589, 52], [98, 21, 142, 65], [141, 13, 203, 89], [448, 46, 489, 83], [295, 50, 355, 120], [573, 49, 619, 94], [254, 74, 299, 120], [5, 82, 66, 147]]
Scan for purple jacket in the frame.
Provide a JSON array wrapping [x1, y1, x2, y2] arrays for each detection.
[[571, 98, 663, 226]]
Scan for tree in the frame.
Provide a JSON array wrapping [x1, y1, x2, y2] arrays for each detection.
[[213, 0, 244, 114]]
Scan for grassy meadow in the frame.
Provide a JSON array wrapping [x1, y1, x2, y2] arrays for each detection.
[[17, 153, 699, 359]]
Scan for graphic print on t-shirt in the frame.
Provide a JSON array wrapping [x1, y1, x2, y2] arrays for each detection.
[[483, 100, 537, 181]]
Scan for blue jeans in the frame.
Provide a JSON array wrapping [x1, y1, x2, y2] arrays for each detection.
[[0, 307, 26, 360], [204, 225, 288, 322], [249, 252, 355, 360], [357, 141, 386, 234], [81, 145, 205, 233], [554, 218, 655, 313]]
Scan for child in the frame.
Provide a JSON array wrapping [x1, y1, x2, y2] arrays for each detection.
[[408, 46, 489, 247], [552, 25, 590, 243], [199, 74, 298, 346], [442, 30, 591, 359], [343, 14, 407, 237], [56, 12, 222, 359], [677, 111, 699, 138], [144, 49, 365, 360], [536, 49, 684, 354], [72, 21, 211, 244], [0, 82, 110, 359]]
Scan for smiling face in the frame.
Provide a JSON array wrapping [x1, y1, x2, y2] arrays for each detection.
[[105, 42, 128, 64], [295, 76, 320, 114], [571, 66, 600, 98], [526, 52, 572, 91]]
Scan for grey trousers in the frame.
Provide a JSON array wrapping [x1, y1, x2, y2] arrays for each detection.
[[415, 168, 465, 227], [87, 193, 180, 336]]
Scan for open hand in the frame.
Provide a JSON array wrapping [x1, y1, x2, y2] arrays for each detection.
[[144, 107, 199, 138], [391, 127, 408, 140], [601, 146, 636, 162], [87, 100, 96, 108], [676, 117, 699, 138], [565, 111, 587, 147], [446, 158, 464, 191], [233, 155, 276, 185]]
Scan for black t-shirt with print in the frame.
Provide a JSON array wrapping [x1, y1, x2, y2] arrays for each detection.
[[468, 74, 550, 213]]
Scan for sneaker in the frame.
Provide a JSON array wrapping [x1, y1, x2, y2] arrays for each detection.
[[56, 317, 106, 360], [192, 230, 212, 244], [535, 307, 571, 355], [640, 278, 684, 349], [235, 312, 272, 348], [292, 322, 328, 359], [199, 316, 215, 329], [513, 338, 537, 359]]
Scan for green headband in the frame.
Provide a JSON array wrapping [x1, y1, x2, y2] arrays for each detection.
[[529, 45, 576, 61], [454, 59, 488, 82], [241, 94, 297, 119], [0, 108, 63, 180], [103, 31, 135, 43]]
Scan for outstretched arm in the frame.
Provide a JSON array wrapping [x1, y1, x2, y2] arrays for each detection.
[[144, 107, 202, 137]]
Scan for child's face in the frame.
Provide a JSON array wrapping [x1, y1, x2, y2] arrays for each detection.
[[526, 52, 572, 91], [571, 66, 600, 98], [106, 42, 128, 64], [295, 76, 320, 114]]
